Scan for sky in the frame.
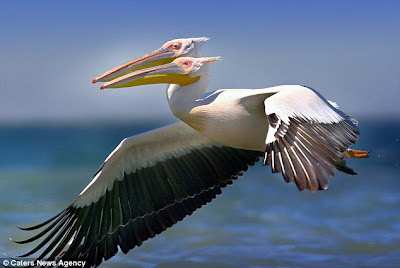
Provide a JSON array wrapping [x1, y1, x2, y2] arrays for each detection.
[[1, 1, 399, 124]]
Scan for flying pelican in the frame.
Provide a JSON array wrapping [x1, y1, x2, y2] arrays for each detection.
[[14, 38, 368, 267]]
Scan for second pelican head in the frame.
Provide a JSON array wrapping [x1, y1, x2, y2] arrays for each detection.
[[100, 57, 221, 89]]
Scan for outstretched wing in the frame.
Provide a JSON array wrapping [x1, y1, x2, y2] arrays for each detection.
[[263, 85, 359, 192], [15, 122, 262, 267]]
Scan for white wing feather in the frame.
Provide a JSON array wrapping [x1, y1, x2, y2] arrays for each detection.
[[75, 122, 218, 208]]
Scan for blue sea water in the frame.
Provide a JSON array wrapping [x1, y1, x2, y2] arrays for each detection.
[[0, 120, 399, 268]]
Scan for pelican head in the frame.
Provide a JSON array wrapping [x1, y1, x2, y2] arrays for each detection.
[[100, 56, 221, 89], [92, 37, 209, 83]]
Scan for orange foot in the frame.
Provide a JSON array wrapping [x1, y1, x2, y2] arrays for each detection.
[[346, 149, 370, 159]]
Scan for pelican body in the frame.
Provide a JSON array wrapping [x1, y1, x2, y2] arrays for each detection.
[[15, 38, 368, 267]]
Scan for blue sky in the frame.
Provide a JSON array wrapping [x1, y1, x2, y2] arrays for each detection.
[[1, 1, 399, 123]]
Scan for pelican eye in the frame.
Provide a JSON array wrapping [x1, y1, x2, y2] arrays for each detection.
[[168, 43, 181, 51], [181, 60, 192, 67]]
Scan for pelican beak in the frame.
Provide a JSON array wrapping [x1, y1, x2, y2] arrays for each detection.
[[92, 48, 178, 83], [100, 62, 199, 89]]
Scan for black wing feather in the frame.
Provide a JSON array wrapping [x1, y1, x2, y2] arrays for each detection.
[[16, 145, 261, 267]]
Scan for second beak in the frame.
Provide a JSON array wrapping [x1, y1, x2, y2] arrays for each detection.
[[100, 62, 199, 89]]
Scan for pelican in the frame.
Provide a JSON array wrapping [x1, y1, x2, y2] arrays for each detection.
[[14, 38, 368, 267]]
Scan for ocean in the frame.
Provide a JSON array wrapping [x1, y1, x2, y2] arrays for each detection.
[[0, 120, 399, 268]]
